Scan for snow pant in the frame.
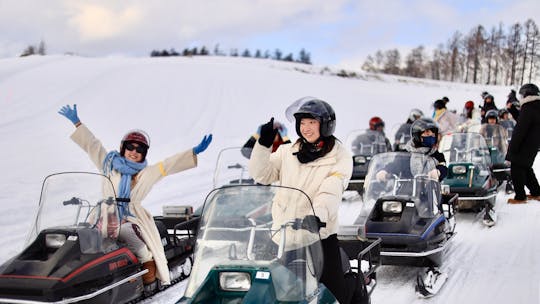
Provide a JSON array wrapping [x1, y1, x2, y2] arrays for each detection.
[[511, 163, 540, 200], [118, 222, 153, 263], [320, 234, 347, 304]]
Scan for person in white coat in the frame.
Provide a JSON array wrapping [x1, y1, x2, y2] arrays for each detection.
[[249, 98, 352, 303], [58, 104, 212, 286]]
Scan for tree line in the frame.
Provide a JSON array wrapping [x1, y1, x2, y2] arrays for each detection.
[[362, 19, 539, 86], [149, 45, 312, 65]]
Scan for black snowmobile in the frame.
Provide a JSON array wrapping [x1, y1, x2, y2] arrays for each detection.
[[0, 172, 196, 304], [345, 129, 391, 195], [350, 152, 457, 297]]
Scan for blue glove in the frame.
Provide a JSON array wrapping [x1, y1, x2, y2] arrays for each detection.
[[58, 104, 80, 125], [278, 124, 288, 138], [193, 134, 213, 155]]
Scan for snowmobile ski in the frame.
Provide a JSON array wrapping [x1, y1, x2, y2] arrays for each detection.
[[415, 268, 448, 298]]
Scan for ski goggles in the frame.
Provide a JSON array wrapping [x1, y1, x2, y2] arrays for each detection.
[[125, 142, 147, 154]]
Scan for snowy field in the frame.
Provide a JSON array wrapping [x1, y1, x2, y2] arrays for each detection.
[[0, 55, 539, 303]]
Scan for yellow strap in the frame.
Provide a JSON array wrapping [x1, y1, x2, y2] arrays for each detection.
[[158, 162, 167, 176], [329, 172, 344, 179]]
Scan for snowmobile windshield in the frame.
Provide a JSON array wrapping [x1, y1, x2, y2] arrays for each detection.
[[479, 125, 508, 159], [184, 185, 323, 302], [363, 152, 441, 218], [345, 129, 389, 156], [26, 172, 119, 252], [439, 133, 492, 169], [213, 147, 254, 188]]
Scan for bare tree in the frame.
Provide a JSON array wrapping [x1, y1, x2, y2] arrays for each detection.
[[527, 20, 540, 82], [447, 31, 462, 82], [404, 45, 427, 78], [383, 49, 401, 75], [506, 23, 522, 85]]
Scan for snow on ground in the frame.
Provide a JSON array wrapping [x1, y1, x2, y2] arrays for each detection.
[[1, 55, 538, 303]]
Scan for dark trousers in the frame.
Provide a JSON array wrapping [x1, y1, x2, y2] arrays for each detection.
[[320, 234, 347, 304], [511, 163, 540, 200]]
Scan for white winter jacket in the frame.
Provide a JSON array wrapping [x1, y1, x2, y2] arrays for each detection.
[[71, 124, 197, 285], [249, 140, 352, 240]]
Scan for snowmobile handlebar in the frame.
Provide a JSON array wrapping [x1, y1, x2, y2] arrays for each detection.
[[63, 197, 81, 206]]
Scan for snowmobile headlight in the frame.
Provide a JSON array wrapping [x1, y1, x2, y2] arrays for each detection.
[[452, 165, 467, 174], [382, 201, 403, 213], [45, 234, 66, 249], [219, 272, 251, 291], [354, 155, 367, 164]]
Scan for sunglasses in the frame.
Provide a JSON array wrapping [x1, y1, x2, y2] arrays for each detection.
[[125, 142, 147, 154]]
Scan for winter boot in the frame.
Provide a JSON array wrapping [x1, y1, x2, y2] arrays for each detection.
[[142, 260, 157, 285], [507, 198, 527, 204], [527, 194, 540, 201]]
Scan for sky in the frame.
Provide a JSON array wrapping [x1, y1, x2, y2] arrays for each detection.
[[0, 55, 539, 303], [1, 0, 539, 68]]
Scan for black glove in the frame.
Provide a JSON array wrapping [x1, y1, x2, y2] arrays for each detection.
[[301, 215, 325, 233], [258, 117, 278, 148]]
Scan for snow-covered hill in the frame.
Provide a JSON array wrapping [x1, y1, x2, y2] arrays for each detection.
[[0, 55, 538, 303]]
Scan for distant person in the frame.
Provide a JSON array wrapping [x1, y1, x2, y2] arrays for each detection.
[[498, 109, 516, 140], [241, 120, 290, 159], [505, 83, 540, 203], [479, 109, 508, 157], [456, 100, 481, 133], [506, 89, 521, 121], [480, 94, 498, 123], [352, 116, 392, 155], [394, 108, 424, 151], [58, 104, 213, 286], [432, 99, 458, 136]]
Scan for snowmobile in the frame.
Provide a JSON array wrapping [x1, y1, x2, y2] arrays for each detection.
[[176, 184, 380, 304], [345, 129, 390, 195], [0, 172, 195, 304], [348, 152, 457, 297], [439, 133, 499, 226]]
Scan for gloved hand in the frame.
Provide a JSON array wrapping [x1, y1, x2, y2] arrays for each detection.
[[58, 104, 80, 125], [428, 169, 440, 180], [193, 134, 213, 155], [376, 170, 388, 182], [301, 215, 325, 233], [277, 123, 288, 139], [258, 117, 278, 148]]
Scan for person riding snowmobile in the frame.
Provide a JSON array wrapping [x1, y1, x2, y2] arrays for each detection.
[[249, 98, 353, 303], [352, 116, 392, 154], [394, 109, 424, 151], [58, 104, 212, 286]]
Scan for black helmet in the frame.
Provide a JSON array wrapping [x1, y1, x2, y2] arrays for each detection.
[[498, 109, 509, 118], [485, 109, 499, 122], [293, 98, 336, 137], [518, 83, 540, 98], [410, 118, 439, 147]]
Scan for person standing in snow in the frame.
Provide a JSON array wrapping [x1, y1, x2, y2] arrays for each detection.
[[505, 84, 540, 203], [241, 120, 291, 159], [58, 104, 213, 286], [249, 98, 352, 303], [432, 99, 458, 136], [394, 108, 424, 151]]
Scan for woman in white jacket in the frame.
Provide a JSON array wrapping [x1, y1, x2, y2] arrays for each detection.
[[58, 104, 212, 286], [249, 98, 352, 303]]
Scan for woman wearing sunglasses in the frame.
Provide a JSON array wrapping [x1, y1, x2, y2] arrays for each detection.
[[58, 104, 212, 287]]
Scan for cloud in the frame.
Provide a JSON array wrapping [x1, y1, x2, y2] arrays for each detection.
[[67, 3, 143, 42]]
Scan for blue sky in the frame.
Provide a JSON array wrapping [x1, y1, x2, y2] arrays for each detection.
[[0, 0, 538, 69]]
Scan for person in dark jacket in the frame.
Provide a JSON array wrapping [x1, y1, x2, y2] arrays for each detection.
[[241, 120, 290, 158], [506, 89, 521, 120], [506, 83, 540, 203], [480, 94, 498, 123]]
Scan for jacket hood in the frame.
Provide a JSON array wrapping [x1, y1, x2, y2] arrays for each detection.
[[520, 95, 540, 106]]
